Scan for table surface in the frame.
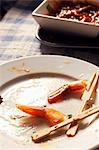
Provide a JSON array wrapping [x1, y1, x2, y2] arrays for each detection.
[[0, 0, 99, 66]]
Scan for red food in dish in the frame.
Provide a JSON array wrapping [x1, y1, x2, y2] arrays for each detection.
[[49, 2, 99, 24]]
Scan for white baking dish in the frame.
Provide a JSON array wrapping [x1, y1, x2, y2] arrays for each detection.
[[32, 0, 99, 37]]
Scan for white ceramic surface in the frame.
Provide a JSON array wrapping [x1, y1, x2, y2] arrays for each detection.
[[32, 0, 99, 37], [0, 55, 99, 150]]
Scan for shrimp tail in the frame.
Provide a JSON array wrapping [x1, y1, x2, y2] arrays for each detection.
[[48, 80, 88, 104], [16, 104, 66, 126]]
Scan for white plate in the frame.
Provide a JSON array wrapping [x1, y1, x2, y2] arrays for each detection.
[[0, 55, 99, 150]]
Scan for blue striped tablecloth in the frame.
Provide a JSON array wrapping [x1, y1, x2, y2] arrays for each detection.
[[0, 0, 99, 66], [0, 0, 43, 63]]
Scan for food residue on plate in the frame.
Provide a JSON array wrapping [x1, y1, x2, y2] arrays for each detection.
[[10, 67, 30, 74], [64, 60, 73, 64], [0, 96, 3, 104], [8, 63, 31, 74]]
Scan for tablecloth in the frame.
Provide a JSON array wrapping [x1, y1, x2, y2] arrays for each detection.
[[0, 0, 99, 66], [0, 10, 40, 61]]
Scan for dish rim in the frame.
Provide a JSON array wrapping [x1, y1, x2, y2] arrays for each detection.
[[36, 25, 99, 49]]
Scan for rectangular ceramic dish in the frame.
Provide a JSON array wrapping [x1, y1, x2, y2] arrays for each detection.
[[32, 0, 99, 37]]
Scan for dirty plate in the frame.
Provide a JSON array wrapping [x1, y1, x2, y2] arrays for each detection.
[[0, 55, 99, 150]]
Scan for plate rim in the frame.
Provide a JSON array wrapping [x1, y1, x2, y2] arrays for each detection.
[[0, 55, 99, 68]]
